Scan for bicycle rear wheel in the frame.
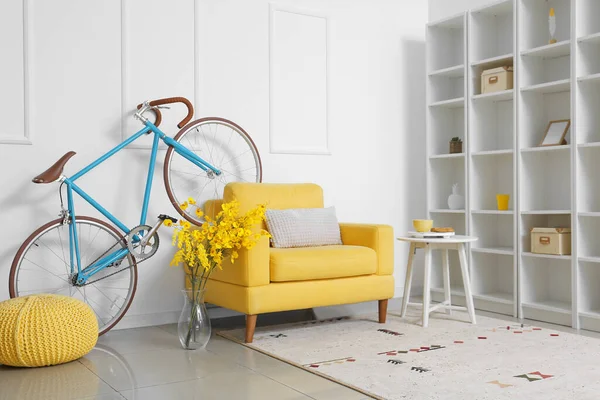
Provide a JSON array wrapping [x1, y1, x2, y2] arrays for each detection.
[[9, 216, 137, 336], [164, 117, 262, 226]]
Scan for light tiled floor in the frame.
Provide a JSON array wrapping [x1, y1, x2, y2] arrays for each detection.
[[0, 323, 369, 400], [3, 308, 600, 400]]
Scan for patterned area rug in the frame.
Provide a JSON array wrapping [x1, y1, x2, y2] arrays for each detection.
[[218, 310, 600, 399]]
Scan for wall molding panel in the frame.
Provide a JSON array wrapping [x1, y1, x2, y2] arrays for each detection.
[[269, 4, 330, 155], [120, 0, 197, 149], [0, 0, 31, 145]]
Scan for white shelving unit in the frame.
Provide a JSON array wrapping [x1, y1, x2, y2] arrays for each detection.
[[469, 0, 517, 317], [426, 0, 600, 330], [426, 12, 469, 312]]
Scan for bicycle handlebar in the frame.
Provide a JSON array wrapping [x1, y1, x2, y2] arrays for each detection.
[[136, 97, 194, 129]]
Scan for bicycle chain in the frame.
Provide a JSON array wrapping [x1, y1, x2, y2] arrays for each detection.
[[80, 235, 150, 286]]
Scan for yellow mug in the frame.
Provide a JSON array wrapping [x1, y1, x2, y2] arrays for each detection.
[[496, 194, 510, 211], [413, 219, 433, 233]]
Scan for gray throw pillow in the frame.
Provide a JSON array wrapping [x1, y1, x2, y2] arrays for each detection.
[[265, 207, 343, 248]]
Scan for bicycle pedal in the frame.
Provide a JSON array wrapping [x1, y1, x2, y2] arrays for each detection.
[[158, 214, 178, 223]]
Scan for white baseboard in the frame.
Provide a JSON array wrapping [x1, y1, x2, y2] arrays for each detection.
[[112, 307, 243, 331], [112, 288, 405, 331], [313, 292, 405, 320], [113, 310, 180, 331]]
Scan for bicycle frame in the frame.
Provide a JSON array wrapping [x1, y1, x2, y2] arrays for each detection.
[[64, 120, 220, 285]]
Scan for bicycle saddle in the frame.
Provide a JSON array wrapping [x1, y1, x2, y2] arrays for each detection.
[[32, 151, 76, 184]]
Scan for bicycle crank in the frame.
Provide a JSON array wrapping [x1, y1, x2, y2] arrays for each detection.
[[127, 225, 160, 261]]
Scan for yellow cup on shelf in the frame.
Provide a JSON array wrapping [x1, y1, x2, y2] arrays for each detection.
[[496, 194, 510, 211], [413, 219, 433, 233]]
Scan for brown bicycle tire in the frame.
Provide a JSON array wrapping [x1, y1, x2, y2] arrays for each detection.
[[9, 216, 138, 336]]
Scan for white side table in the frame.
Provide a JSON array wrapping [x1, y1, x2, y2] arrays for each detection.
[[397, 235, 478, 327]]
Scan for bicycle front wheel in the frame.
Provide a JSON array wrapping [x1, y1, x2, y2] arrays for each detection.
[[164, 117, 262, 225], [9, 216, 138, 335]]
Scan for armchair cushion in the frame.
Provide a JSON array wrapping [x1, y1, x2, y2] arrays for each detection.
[[339, 223, 394, 276], [270, 245, 376, 282]]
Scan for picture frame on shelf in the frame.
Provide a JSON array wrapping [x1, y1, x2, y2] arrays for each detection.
[[539, 120, 570, 147]]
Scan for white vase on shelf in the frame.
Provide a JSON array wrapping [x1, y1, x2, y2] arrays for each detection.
[[448, 183, 464, 210]]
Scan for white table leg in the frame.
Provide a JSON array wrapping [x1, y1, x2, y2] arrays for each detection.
[[400, 243, 416, 317], [458, 244, 476, 324], [442, 249, 452, 315], [422, 245, 432, 328]]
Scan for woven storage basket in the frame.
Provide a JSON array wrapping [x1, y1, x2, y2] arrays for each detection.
[[0, 294, 98, 367]]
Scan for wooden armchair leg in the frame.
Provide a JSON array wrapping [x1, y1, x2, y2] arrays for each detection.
[[245, 314, 257, 343], [378, 299, 388, 323]]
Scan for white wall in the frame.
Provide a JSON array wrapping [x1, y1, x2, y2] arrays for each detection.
[[0, 0, 427, 328], [429, 0, 498, 21]]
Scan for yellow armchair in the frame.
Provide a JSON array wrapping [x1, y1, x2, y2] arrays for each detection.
[[202, 183, 394, 342]]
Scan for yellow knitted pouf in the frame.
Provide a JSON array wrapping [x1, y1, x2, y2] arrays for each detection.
[[0, 294, 98, 367]]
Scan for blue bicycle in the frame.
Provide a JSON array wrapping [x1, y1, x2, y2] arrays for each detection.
[[9, 97, 262, 335]]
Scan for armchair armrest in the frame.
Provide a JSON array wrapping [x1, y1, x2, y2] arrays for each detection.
[[339, 223, 394, 276], [208, 235, 271, 287]]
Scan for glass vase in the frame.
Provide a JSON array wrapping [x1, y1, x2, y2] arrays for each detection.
[[178, 289, 211, 350]]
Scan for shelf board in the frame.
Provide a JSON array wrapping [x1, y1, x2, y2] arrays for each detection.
[[429, 209, 465, 214], [473, 292, 513, 305], [471, 0, 513, 16], [471, 149, 513, 157], [521, 144, 570, 153], [471, 209, 514, 215], [579, 310, 600, 320], [522, 300, 571, 315], [429, 153, 465, 160], [579, 212, 600, 217], [521, 210, 571, 215], [429, 64, 464, 78], [471, 246, 514, 256], [578, 32, 600, 44], [521, 40, 571, 59], [471, 53, 514, 69], [577, 142, 600, 149], [429, 97, 465, 108], [578, 73, 600, 83], [428, 12, 464, 29], [472, 89, 513, 102], [579, 256, 600, 263], [521, 79, 571, 94], [522, 252, 571, 261]]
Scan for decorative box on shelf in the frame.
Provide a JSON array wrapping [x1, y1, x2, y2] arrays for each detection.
[[481, 66, 513, 94], [531, 227, 571, 255]]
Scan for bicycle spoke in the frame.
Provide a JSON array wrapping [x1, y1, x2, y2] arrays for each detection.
[[91, 285, 130, 291], [91, 283, 126, 308], [81, 226, 107, 266], [219, 168, 250, 182], [35, 238, 70, 272], [57, 226, 70, 276], [185, 134, 200, 154], [170, 169, 206, 179], [20, 286, 69, 294], [218, 127, 235, 167], [23, 257, 71, 284], [199, 126, 216, 166]]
